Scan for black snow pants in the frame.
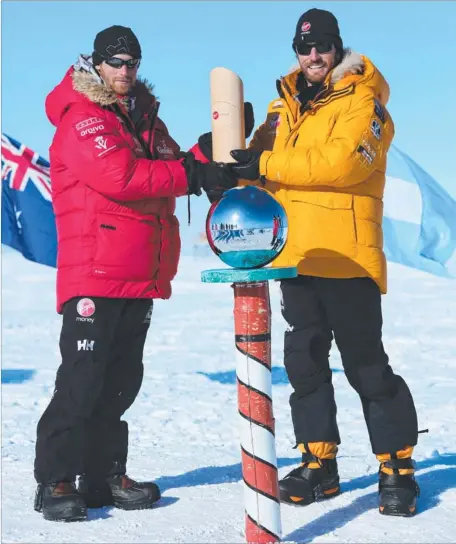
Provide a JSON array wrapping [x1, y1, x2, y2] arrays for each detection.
[[34, 296, 153, 484], [280, 275, 418, 454]]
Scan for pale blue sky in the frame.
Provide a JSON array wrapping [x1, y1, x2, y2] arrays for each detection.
[[2, 1, 455, 199]]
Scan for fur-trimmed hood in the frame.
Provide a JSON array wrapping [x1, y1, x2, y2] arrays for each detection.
[[284, 49, 390, 105], [330, 49, 364, 84], [46, 55, 156, 127], [71, 70, 155, 108]]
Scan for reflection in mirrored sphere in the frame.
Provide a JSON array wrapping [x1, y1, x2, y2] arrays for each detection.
[[206, 186, 288, 269]]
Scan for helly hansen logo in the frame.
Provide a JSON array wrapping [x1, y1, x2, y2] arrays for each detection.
[[77, 339, 95, 351]]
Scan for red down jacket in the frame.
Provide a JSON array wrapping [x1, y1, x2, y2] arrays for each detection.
[[46, 65, 196, 313]]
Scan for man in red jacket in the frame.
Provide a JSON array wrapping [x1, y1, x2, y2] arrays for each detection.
[[34, 25, 236, 522]]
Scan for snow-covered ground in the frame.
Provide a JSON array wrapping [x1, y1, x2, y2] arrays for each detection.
[[2, 248, 456, 543]]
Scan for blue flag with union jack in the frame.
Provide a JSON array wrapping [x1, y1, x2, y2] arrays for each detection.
[[1, 134, 57, 267]]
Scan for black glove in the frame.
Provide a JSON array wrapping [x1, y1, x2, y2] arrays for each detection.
[[229, 149, 262, 181], [244, 102, 255, 139], [198, 101, 255, 161], [182, 152, 238, 202]]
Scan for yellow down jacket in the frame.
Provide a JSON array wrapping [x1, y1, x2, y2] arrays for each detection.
[[248, 50, 394, 293]]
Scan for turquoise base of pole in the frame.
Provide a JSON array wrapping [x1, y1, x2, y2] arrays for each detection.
[[201, 266, 297, 283]]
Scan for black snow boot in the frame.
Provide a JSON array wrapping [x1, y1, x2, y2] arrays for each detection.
[[279, 453, 340, 505], [77, 477, 114, 509], [378, 458, 420, 517], [34, 482, 87, 522], [78, 474, 160, 510]]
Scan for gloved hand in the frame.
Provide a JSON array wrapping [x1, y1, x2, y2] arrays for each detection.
[[182, 152, 238, 202], [229, 149, 262, 181], [198, 102, 255, 161]]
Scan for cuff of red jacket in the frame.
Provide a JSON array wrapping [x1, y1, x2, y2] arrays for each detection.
[[188, 143, 210, 164], [173, 159, 191, 196]]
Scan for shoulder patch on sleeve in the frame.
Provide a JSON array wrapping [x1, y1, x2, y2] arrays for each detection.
[[92, 135, 118, 158], [370, 118, 382, 140], [373, 99, 386, 124], [357, 139, 377, 167], [74, 117, 107, 140]]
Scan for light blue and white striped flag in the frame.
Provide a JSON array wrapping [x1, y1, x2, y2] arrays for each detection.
[[383, 145, 456, 278]]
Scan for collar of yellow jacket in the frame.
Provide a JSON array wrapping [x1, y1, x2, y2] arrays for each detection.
[[280, 49, 390, 112]]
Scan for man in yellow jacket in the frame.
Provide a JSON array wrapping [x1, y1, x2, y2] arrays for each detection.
[[230, 8, 420, 517]]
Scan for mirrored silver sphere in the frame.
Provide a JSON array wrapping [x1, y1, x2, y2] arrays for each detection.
[[206, 186, 288, 269]]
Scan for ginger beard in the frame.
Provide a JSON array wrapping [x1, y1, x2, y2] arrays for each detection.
[[97, 54, 138, 95]]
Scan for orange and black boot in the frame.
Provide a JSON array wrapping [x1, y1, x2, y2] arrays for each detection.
[[377, 447, 420, 517], [279, 442, 340, 506]]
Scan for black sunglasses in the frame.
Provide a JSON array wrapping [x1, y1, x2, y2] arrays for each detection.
[[103, 57, 141, 69], [295, 41, 333, 56]]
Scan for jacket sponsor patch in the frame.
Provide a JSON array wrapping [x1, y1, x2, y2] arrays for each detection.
[[76, 297, 95, 323], [75, 117, 104, 131], [155, 138, 175, 159], [74, 121, 106, 140], [272, 100, 283, 109], [93, 135, 117, 157], [363, 138, 378, 158], [370, 118, 382, 140], [268, 113, 281, 130], [373, 99, 386, 124], [357, 143, 375, 165]]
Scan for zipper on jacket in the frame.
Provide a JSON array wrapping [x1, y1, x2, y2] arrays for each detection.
[[112, 102, 157, 160], [284, 84, 355, 148], [277, 78, 300, 124], [146, 101, 160, 159], [275, 79, 294, 132]]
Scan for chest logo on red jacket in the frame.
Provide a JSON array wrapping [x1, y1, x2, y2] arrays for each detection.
[[156, 139, 175, 159]]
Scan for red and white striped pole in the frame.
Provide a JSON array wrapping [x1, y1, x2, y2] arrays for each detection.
[[234, 281, 281, 543], [202, 264, 296, 543]]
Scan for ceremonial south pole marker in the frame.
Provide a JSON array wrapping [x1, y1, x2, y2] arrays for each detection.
[[201, 268, 296, 543], [202, 67, 297, 543]]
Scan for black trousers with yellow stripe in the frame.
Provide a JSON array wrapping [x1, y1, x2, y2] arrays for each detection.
[[280, 275, 418, 455]]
